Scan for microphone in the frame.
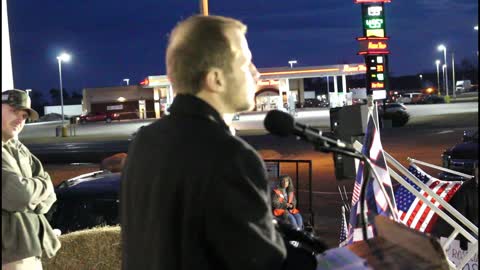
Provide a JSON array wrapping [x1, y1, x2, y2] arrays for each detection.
[[264, 110, 352, 152]]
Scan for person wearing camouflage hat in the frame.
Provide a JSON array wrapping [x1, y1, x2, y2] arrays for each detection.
[[2, 89, 61, 269], [2, 89, 39, 121]]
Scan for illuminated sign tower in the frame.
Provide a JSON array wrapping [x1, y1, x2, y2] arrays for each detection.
[[355, 0, 391, 100]]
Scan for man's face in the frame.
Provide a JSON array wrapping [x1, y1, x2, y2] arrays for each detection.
[[222, 29, 259, 113], [2, 104, 28, 142]]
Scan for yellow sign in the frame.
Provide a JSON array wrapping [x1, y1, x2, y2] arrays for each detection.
[[366, 29, 385, 37]]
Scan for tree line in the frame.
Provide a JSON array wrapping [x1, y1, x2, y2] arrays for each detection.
[[305, 57, 478, 92], [30, 88, 83, 116]]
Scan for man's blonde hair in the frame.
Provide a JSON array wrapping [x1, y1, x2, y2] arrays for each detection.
[[166, 15, 247, 95]]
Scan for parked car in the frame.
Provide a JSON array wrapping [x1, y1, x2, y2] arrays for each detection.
[[411, 94, 427, 104], [378, 103, 407, 113], [79, 111, 121, 124], [422, 95, 445, 104], [46, 170, 121, 234], [440, 130, 478, 181], [397, 93, 421, 104]]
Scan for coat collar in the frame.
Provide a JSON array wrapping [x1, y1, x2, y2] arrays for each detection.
[[168, 94, 230, 133]]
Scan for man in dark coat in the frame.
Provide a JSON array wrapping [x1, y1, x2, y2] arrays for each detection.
[[120, 15, 287, 270]]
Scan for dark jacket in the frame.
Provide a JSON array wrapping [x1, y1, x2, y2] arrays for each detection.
[[121, 94, 286, 270]]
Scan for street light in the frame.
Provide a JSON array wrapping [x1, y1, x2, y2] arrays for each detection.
[[438, 44, 448, 96], [451, 52, 456, 98], [288, 60, 297, 68], [419, 74, 423, 88], [475, 26, 478, 56], [123, 78, 130, 85], [57, 52, 71, 127], [442, 64, 446, 97], [435, 60, 441, 95]]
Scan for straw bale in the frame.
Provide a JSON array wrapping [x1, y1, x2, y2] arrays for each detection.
[[42, 225, 121, 270]]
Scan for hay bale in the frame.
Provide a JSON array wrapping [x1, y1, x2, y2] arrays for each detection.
[[42, 225, 121, 270]]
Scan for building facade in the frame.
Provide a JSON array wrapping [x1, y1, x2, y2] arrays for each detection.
[[81, 63, 366, 120], [82, 85, 158, 120]]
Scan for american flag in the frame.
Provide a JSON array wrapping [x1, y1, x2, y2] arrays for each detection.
[[346, 111, 398, 244], [394, 164, 463, 233]]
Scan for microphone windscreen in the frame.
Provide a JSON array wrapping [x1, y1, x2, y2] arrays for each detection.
[[264, 110, 295, 137]]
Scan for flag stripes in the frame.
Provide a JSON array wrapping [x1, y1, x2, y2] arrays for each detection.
[[395, 164, 462, 233]]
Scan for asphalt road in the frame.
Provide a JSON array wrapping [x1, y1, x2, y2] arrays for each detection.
[[20, 102, 478, 141]]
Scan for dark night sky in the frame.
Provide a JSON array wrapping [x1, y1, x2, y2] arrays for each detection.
[[7, 0, 478, 98]]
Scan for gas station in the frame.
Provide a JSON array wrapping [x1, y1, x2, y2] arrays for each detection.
[[142, 63, 367, 118]]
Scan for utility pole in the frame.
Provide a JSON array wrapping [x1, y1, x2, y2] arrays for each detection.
[[200, 0, 208, 15]]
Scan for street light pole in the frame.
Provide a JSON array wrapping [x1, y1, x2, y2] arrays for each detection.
[[435, 60, 441, 95], [57, 58, 65, 127], [442, 64, 446, 96], [438, 45, 448, 96], [475, 26, 478, 56], [451, 52, 456, 98], [57, 52, 71, 127]]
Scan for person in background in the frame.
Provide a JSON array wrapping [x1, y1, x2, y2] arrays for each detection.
[[272, 175, 304, 230], [120, 15, 286, 270], [2, 89, 61, 270]]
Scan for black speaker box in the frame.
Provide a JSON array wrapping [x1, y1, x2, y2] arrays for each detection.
[[329, 104, 368, 180]]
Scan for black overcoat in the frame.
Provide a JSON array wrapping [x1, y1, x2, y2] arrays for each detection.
[[120, 94, 286, 270]]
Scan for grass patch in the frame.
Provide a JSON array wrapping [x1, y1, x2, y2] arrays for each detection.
[[42, 225, 121, 270]]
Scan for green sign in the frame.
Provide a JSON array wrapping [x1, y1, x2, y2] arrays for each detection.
[[361, 3, 386, 36]]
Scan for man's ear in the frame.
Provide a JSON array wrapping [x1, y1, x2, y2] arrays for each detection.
[[204, 68, 225, 93]]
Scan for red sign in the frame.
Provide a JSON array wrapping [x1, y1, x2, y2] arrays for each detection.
[[357, 37, 389, 55]]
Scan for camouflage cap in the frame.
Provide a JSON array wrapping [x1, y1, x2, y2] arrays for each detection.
[[2, 89, 39, 120]]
